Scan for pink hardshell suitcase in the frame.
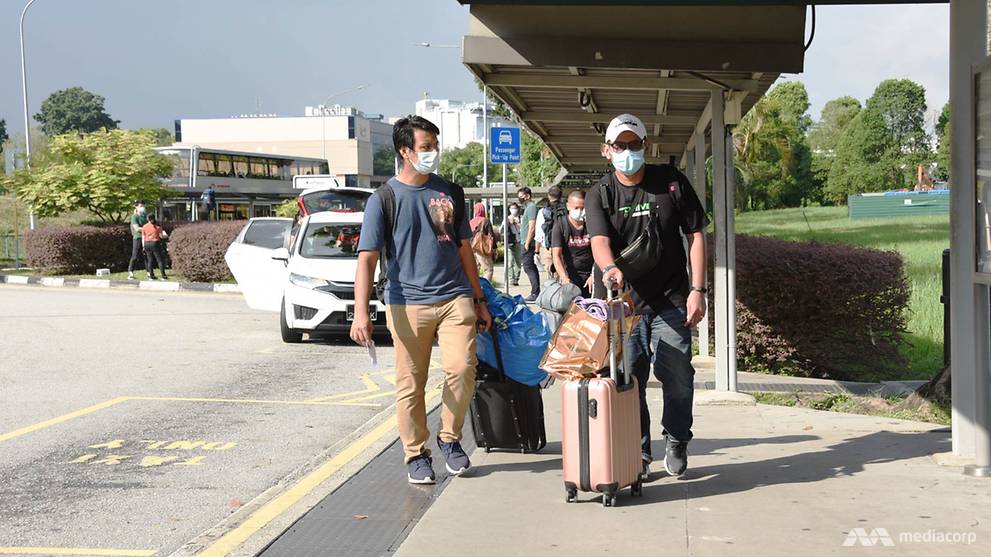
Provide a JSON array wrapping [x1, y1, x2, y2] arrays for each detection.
[[561, 287, 643, 507]]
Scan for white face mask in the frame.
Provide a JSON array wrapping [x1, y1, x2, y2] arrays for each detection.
[[569, 208, 585, 222], [408, 150, 439, 175], [137, 207, 146, 215], [510, 208, 519, 216]]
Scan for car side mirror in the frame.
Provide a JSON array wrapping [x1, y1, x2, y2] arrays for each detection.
[[271, 247, 290, 263]]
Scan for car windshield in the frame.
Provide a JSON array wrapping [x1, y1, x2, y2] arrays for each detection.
[[301, 190, 370, 214], [299, 223, 363, 258]]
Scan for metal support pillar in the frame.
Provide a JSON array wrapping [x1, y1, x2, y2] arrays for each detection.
[[694, 129, 710, 359], [711, 90, 735, 391], [950, 0, 991, 474]]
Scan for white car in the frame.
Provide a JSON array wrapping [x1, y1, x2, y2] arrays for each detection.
[[224, 214, 385, 343], [498, 130, 513, 145]]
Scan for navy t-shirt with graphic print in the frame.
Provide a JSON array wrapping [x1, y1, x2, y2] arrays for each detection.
[[585, 164, 708, 314], [357, 175, 474, 305]]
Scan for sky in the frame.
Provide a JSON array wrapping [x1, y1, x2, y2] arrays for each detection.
[[0, 1, 950, 139]]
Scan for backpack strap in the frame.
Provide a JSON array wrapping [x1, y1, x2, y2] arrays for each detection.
[[374, 184, 396, 299], [449, 181, 467, 242]]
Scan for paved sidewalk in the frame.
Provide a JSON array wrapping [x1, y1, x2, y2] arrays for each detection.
[[394, 384, 990, 556]]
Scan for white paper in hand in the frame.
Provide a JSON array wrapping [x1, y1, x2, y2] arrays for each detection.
[[365, 340, 378, 368]]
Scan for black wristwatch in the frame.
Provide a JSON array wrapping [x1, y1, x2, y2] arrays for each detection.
[[602, 264, 617, 273], [690, 286, 708, 294]]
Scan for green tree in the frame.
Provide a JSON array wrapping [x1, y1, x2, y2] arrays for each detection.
[[1, 129, 175, 223], [516, 131, 561, 187], [373, 147, 396, 176], [732, 82, 813, 210], [808, 96, 862, 203], [934, 102, 951, 181], [824, 108, 902, 203], [769, 81, 813, 134], [438, 142, 501, 187], [136, 127, 174, 147], [867, 79, 931, 181], [34, 87, 119, 136]]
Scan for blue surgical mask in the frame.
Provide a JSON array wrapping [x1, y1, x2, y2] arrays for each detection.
[[409, 150, 439, 175], [569, 208, 585, 222], [611, 148, 645, 176]]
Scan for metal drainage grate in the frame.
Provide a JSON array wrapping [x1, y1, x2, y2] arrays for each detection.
[[258, 406, 477, 557]]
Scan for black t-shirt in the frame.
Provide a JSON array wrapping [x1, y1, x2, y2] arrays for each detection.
[[551, 217, 593, 280], [585, 164, 708, 313]]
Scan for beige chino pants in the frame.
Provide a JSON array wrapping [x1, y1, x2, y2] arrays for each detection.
[[386, 296, 478, 463]]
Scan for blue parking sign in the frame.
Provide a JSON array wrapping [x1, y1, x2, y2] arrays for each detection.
[[490, 127, 521, 164]]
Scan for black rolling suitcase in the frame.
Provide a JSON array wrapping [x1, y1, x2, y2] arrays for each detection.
[[470, 329, 546, 453]]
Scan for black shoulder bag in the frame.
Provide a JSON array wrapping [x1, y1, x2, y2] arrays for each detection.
[[599, 174, 681, 281]]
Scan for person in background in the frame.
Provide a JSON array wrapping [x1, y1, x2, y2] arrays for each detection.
[[517, 186, 541, 301], [200, 186, 217, 220], [503, 202, 522, 286], [470, 202, 496, 282], [551, 190, 594, 297], [140, 214, 169, 281], [538, 185, 565, 279], [127, 201, 148, 281]]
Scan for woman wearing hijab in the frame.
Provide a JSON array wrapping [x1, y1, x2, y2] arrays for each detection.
[[469, 202, 495, 282]]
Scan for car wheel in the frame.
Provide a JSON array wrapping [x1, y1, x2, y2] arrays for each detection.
[[280, 298, 303, 343]]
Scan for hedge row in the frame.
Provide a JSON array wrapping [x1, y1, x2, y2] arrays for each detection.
[[24, 225, 132, 274], [716, 234, 910, 381], [167, 221, 245, 282]]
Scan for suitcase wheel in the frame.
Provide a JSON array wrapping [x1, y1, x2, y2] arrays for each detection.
[[485, 447, 491, 453], [565, 487, 577, 503], [602, 493, 617, 507]]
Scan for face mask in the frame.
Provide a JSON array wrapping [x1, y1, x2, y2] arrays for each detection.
[[137, 207, 146, 215], [610, 147, 645, 176], [510, 208, 519, 216], [408, 150, 439, 175], [569, 208, 585, 222]]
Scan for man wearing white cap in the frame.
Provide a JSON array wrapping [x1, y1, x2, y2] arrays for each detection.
[[584, 113, 708, 479]]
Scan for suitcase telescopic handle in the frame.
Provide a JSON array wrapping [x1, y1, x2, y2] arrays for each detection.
[[487, 324, 508, 384], [605, 281, 631, 387]]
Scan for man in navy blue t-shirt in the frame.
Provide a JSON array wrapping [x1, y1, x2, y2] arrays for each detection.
[[353, 115, 492, 484]]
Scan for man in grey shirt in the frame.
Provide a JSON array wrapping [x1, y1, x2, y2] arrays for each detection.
[[352, 115, 492, 484]]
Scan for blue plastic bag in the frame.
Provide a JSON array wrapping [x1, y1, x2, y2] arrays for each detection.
[[476, 279, 550, 386]]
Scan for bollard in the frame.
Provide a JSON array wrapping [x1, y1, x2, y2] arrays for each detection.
[[941, 248, 950, 367]]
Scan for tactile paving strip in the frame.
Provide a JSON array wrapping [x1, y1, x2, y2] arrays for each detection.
[[258, 406, 477, 557]]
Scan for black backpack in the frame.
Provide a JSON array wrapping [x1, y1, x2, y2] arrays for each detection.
[[374, 180, 467, 300], [540, 200, 568, 249]]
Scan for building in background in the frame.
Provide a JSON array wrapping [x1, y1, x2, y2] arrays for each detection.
[[174, 105, 395, 188], [155, 146, 329, 221], [414, 97, 513, 152]]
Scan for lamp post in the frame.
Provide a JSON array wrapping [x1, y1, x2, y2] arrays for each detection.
[[20, 0, 38, 230], [319, 84, 367, 162]]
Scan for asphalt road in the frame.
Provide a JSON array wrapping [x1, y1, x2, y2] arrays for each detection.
[[0, 286, 408, 556]]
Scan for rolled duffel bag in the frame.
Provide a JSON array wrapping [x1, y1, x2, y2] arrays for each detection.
[[470, 328, 547, 454], [536, 279, 582, 313]]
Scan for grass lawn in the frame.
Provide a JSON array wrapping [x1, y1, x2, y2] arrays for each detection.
[[735, 206, 948, 381], [752, 391, 951, 425]]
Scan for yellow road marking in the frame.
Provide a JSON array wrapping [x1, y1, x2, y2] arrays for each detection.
[[306, 374, 382, 402], [196, 386, 444, 557], [127, 396, 382, 408], [0, 547, 156, 556], [0, 397, 130, 444], [1, 393, 388, 446], [342, 390, 398, 403]]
